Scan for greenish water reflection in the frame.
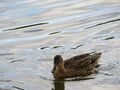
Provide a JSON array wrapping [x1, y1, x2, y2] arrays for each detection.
[[52, 79, 65, 90]]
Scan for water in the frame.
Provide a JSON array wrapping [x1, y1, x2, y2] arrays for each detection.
[[0, 0, 120, 90]]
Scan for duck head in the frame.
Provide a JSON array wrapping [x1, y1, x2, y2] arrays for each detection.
[[52, 55, 64, 74]]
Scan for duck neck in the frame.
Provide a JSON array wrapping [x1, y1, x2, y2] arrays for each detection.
[[57, 61, 65, 73]]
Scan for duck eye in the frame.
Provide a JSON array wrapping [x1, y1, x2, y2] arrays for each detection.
[[54, 59, 60, 64]]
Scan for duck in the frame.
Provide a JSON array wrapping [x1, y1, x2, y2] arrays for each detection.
[[52, 52, 102, 78]]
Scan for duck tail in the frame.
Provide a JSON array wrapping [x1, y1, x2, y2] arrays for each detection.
[[91, 53, 102, 64]]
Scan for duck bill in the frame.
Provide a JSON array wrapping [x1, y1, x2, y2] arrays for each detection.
[[52, 65, 56, 73]]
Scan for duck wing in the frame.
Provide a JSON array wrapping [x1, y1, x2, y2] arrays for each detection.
[[64, 53, 91, 69], [64, 53, 101, 70], [64, 53, 91, 63]]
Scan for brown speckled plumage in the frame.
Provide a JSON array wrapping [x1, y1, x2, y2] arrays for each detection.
[[52, 52, 102, 78]]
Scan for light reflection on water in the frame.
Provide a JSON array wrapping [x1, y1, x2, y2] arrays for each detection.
[[0, 0, 120, 90]]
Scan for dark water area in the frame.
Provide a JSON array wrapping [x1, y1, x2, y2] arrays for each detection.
[[0, 0, 120, 90]]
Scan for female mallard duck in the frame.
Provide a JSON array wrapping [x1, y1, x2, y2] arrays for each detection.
[[52, 52, 102, 78]]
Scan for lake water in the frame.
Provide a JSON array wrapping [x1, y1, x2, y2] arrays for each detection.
[[0, 0, 120, 90]]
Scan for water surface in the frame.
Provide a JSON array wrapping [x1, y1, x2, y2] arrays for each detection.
[[0, 0, 120, 90]]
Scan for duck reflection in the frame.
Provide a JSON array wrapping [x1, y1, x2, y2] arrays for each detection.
[[52, 78, 65, 90]]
